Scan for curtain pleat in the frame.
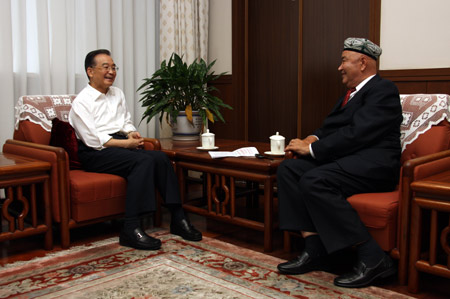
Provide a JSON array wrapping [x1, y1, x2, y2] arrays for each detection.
[[158, 0, 209, 137], [0, 0, 158, 146], [0, 0, 15, 148], [160, 0, 208, 63]]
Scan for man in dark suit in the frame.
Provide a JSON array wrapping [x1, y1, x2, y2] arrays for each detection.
[[276, 38, 402, 288]]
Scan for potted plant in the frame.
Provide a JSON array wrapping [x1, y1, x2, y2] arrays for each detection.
[[137, 53, 232, 140]]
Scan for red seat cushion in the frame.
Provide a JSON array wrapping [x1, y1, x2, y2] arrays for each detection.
[[347, 190, 399, 229], [69, 170, 127, 221]]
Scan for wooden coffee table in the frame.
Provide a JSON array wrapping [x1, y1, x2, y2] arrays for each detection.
[[161, 139, 284, 252], [0, 153, 52, 249]]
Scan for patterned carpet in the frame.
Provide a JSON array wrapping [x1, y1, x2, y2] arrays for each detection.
[[0, 229, 411, 298]]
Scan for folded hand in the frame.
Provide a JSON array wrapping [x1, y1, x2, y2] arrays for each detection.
[[285, 138, 311, 156]]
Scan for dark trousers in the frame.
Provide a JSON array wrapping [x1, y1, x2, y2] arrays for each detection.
[[77, 138, 180, 218], [277, 157, 395, 253]]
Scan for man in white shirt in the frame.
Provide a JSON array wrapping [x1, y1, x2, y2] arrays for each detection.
[[69, 49, 202, 250]]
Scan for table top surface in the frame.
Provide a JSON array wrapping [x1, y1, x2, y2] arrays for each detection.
[[160, 138, 245, 151], [160, 138, 285, 172], [0, 153, 51, 176]]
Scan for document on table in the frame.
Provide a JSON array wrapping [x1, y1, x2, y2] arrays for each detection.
[[208, 147, 259, 159]]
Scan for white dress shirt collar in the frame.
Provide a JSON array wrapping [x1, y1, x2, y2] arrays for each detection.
[[354, 74, 376, 93]]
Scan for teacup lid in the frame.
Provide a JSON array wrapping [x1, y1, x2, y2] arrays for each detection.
[[270, 132, 285, 140], [202, 129, 214, 137]]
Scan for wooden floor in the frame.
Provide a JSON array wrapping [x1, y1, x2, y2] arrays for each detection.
[[1, 208, 449, 298]]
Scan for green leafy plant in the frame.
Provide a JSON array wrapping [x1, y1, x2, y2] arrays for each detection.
[[137, 53, 232, 126]]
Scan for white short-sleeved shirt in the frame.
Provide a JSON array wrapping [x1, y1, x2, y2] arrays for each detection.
[[69, 84, 136, 150]]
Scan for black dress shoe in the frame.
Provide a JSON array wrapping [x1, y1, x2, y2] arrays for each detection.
[[119, 227, 161, 250], [334, 254, 396, 288], [170, 218, 202, 241], [277, 251, 328, 275]]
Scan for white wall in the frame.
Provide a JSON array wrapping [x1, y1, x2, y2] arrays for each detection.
[[208, 0, 232, 74], [208, 0, 450, 72], [379, 0, 449, 70]]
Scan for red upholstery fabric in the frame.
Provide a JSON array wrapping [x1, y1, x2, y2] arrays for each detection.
[[49, 118, 81, 169], [345, 121, 450, 251], [347, 190, 399, 251], [346, 122, 450, 251], [69, 170, 126, 222], [347, 190, 400, 229], [14, 121, 51, 145], [401, 122, 450, 164], [414, 155, 450, 181]]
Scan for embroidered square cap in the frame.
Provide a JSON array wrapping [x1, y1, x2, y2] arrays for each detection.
[[343, 37, 382, 60]]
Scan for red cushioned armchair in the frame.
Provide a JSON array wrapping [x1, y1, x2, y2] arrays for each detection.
[[3, 95, 162, 248], [283, 94, 450, 284]]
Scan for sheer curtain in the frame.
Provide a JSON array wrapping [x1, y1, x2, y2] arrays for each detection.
[[158, 0, 209, 137], [0, 0, 158, 147]]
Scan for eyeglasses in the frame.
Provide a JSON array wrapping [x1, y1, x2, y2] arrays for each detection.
[[91, 65, 119, 72]]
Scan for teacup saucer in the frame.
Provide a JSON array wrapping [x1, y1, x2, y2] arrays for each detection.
[[197, 146, 219, 151], [264, 151, 285, 157]]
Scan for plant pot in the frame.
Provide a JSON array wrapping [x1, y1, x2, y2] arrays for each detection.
[[171, 111, 203, 141]]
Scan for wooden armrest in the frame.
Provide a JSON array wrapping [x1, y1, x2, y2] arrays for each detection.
[[4, 139, 66, 159], [143, 137, 161, 151], [285, 150, 295, 159], [403, 149, 450, 178], [3, 139, 71, 225], [6, 138, 162, 158], [3, 138, 70, 196], [399, 149, 450, 248], [4, 138, 70, 180]]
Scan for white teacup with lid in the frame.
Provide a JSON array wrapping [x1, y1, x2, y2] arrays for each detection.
[[269, 132, 285, 154], [201, 129, 215, 149]]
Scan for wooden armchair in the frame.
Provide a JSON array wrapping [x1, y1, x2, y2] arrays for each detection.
[[3, 95, 161, 248], [283, 94, 450, 285]]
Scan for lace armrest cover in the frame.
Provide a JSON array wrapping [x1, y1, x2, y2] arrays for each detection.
[[400, 94, 450, 152], [15, 95, 77, 132]]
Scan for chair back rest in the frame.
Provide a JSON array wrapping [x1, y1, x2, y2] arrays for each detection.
[[14, 95, 76, 144], [400, 94, 450, 165]]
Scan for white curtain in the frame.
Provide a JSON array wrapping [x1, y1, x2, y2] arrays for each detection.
[[158, 0, 209, 137], [0, 0, 158, 147]]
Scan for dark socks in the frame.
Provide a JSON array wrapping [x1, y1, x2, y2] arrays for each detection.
[[304, 234, 327, 258], [166, 204, 185, 222], [123, 216, 140, 233], [357, 238, 385, 267]]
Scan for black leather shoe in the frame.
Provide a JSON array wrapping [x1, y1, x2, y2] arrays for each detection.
[[119, 227, 161, 250], [334, 254, 396, 288], [277, 251, 329, 275], [170, 218, 202, 241]]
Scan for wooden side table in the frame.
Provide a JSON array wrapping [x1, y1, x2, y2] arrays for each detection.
[[0, 153, 52, 249], [408, 170, 450, 293], [166, 140, 281, 252]]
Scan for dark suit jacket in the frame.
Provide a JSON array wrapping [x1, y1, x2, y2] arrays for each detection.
[[311, 74, 402, 182]]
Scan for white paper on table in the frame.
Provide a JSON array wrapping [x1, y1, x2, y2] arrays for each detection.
[[208, 147, 259, 159]]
